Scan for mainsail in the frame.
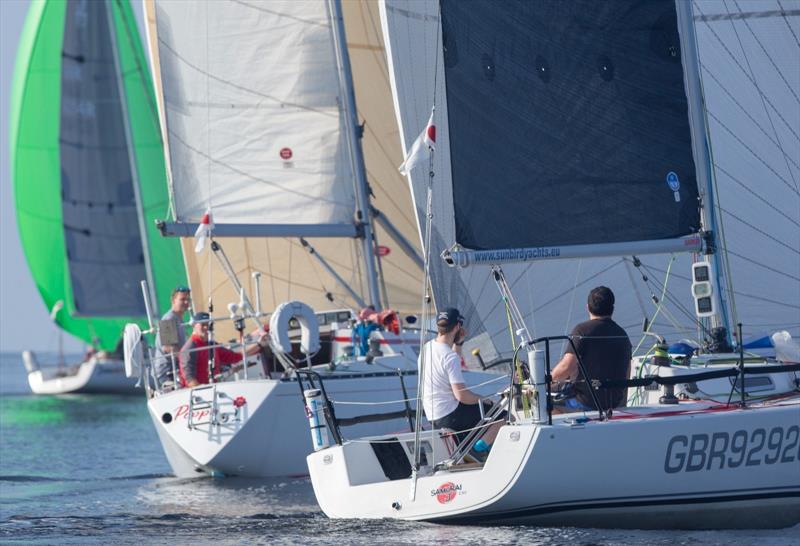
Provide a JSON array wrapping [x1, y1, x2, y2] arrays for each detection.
[[693, 0, 800, 343], [381, 0, 799, 363], [10, 0, 186, 351], [147, 0, 421, 340]]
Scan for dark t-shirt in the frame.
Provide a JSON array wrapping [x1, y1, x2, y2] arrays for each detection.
[[565, 317, 632, 410]]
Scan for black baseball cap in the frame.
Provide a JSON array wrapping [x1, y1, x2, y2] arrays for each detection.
[[436, 307, 464, 328], [191, 311, 210, 324]]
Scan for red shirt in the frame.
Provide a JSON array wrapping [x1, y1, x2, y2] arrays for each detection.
[[178, 334, 243, 387]]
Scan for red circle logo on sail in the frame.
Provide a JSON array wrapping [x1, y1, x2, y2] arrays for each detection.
[[280, 147, 293, 160], [377, 245, 391, 257]]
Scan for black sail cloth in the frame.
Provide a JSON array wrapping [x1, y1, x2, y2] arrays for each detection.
[[440, 0, 702, 251]]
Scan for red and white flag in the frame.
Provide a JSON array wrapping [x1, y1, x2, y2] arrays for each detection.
[[194, 209, 214, 253], [398, 110, 435, 176]]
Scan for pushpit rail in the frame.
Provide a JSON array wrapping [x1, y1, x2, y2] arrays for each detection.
[[295, 369, 418, 447]]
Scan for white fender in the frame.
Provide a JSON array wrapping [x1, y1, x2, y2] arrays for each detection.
[[269, 301, 320, 355], [123, 323, 144, 378], [772, 330, 799, 363]]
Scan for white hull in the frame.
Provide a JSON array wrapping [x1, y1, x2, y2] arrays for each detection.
[[308, 396, 800, 528], [24, 352, 138, 395], [148, 355, 503, 478]]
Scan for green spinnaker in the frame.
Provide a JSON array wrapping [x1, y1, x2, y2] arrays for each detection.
[[10, 0, 186, 351]]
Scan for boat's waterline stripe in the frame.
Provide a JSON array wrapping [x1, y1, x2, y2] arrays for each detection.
[[435, 486, 800, 523]]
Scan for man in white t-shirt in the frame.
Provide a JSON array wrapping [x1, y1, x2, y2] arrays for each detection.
[[420, 308, 504, 448]]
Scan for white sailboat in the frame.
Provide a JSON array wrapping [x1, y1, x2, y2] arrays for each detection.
[[130, 0, 503, 478], [306, 0, 800, 527]]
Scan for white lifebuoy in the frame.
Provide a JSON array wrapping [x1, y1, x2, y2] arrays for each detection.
[[269, 301, 320, 356], [123, 323, 144, 378]]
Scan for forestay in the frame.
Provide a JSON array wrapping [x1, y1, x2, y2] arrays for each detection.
[[381, 0, 799, 363]]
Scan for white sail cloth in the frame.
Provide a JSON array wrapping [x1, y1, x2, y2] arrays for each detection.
[[146, 0, 423, 339], [152, 0, 356, 226]]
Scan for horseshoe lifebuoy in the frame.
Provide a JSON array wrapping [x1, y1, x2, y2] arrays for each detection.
[[269, 301, 320, 356]]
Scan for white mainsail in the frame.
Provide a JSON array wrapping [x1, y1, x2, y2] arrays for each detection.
[[693, 0, 800, 341], [381, 0, 799, 364], [146, 0, 422, 338]]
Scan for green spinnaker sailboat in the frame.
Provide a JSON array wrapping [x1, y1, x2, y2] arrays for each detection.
[[10, 0, 186, 357]]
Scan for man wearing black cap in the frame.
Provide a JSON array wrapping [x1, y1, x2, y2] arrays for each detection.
[[154, 285, 192, 386], [420, 308, 503, 449], [178, 312, 266, 388], [551, 286, 632, 412]]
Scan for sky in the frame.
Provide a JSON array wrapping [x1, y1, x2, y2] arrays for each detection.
[[0, 0, 147, 353]]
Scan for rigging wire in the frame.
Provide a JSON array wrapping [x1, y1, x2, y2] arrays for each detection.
[[699, 66, 800, 162], [719, 206, 800, 255], [723, 248, 800, 282], [730, 0, 800, 106], [713, 163, 800, 228], [728, 0, 799, 194], [412, 0, 442, 481], [777, 0, 800, 47]]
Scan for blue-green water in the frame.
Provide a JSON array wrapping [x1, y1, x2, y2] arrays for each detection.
[[0, 352, 797, 544]]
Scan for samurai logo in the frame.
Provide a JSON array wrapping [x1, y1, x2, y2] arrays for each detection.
[[431, 482, 462, 504]]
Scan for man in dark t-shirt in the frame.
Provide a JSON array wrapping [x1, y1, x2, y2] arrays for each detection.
[[551, 286, 632, 412]]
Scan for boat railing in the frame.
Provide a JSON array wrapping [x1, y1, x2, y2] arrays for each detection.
[[523, 335, 607, 423], [295, 369, 417, 447], [526, 335, 800, 424], [598, 362, 800, 405]]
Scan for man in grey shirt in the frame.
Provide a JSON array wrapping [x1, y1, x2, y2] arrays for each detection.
[[154, 286, 192, 387]]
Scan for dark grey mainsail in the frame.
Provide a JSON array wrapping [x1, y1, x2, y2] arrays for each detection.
[[441, 0, 701, 251], [60, 0, 147, 316]]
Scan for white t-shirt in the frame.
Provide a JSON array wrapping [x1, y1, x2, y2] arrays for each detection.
[[419, 340, 465, 421]]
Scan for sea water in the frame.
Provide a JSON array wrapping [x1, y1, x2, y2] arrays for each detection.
[[0, 352, 797, 545]]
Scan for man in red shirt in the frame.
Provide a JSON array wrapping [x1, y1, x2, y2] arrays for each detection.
[[178, 312, 266, 388]]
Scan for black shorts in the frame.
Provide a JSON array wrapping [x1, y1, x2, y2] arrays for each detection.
[[432, 402, 482, 434]]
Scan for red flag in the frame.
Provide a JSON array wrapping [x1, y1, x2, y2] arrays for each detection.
[[398, 110, 435, 176], [194, 209, 214, 253]]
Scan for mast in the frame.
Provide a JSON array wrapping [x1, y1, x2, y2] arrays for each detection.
[[674, 0, 732, 341], [328, 0, 382, 309], [106, 0, 160, 316]]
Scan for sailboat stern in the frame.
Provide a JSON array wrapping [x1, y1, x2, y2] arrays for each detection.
[[307, 424, 538, 520], [148, 379, 282, 477]]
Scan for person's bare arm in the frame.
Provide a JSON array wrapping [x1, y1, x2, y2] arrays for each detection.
[[450, 382, 481, 404], [551, 353, 578, 383]]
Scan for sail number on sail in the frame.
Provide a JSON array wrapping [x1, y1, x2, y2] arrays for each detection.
[[664, 426, 800, 473]]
